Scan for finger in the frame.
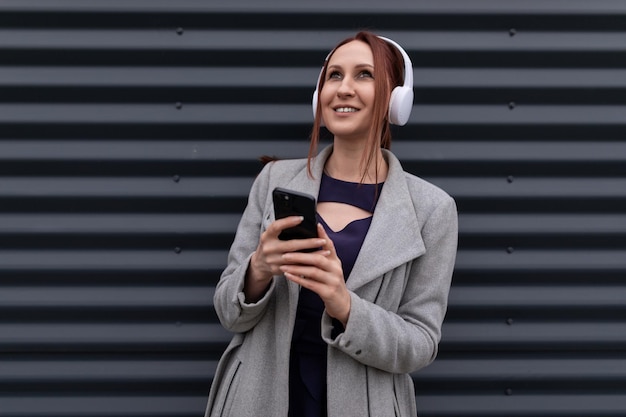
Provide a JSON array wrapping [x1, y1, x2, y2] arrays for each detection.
[[282, 249, 331, 268], [284, 271, 321, 291], [281, 237, 328, 255], [281, 264, 317, 278], [313, 224, 344, 280], [266, 216, 306, 237]]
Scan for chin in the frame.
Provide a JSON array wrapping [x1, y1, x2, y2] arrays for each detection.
[[328, 123, 367, 137]]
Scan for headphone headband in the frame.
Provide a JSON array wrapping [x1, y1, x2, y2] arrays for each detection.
[[312, 35, 414, 126], [376, 36, 414, 95]]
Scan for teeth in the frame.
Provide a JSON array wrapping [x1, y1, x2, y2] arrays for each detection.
[[335, 107, 358, 113]]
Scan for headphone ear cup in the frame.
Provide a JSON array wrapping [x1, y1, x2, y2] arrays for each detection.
[[388, 86, 414, 126], [312, 88, 326, 127], [312, 89, 318, 118]]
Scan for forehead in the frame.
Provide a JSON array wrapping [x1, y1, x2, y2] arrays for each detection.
[[327, 40, 373, 67]]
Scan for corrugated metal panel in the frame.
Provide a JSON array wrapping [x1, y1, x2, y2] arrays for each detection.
[[1, 1, 624, 416]]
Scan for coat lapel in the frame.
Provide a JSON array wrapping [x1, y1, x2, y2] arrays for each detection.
[[280, 145, 330, 205], [347, 150, 425, 290]]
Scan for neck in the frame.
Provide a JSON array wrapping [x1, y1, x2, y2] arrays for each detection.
[[325, 141, 388, 183]]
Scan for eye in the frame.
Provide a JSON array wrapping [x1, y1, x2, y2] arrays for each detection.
[[327, 71, 342, 80], [357, 70, 374, 79]]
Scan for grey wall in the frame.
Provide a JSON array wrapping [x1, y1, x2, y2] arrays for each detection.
[[1, 1, 625, 416]]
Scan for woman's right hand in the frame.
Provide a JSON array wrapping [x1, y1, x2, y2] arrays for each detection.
[[244, 216, 326, 302]]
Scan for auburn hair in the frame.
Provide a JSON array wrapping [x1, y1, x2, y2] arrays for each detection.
[[307, 31, 405, 181]]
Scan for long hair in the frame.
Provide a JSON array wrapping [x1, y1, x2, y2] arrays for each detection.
[[307, 31, 405, 181]]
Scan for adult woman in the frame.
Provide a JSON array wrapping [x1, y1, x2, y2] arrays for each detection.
[[205, 31, 457, 417]]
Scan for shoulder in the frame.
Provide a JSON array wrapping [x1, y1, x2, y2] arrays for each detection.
[[403, 171, 454, 207], [253, 157, 308, 187], [385, 149, 456, 224], [249, 157, 309, 204], [384, 149, 454, 209], [256, 157, 308, 180], [269, 157, 308, 174], [402, 171, 458, 232]]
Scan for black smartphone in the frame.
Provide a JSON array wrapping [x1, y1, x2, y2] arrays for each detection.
[[272, 187, 318, 243]]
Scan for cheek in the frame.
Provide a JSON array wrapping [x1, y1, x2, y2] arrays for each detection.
[[319, 84, 334, 105], [319, 86, 335, 118], [362, 86, 377, 107]]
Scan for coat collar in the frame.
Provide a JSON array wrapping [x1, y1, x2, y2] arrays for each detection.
[[282, 145, 426, 290]]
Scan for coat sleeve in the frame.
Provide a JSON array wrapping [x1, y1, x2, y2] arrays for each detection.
[[322, 195, 458, 374], [213, 162, 277, 334]]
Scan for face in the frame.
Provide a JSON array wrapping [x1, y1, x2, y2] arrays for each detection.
[[320, 40, 377, 143]]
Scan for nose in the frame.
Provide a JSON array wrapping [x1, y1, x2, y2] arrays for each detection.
[[336, 77, 355, 97]]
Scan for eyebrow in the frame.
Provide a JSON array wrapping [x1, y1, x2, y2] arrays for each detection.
[[327, 63, 374, 71]]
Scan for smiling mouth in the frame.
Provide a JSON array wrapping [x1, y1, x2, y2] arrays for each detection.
[[334, 107, 359, 113]]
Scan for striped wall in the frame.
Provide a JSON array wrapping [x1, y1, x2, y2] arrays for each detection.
[[1, 1, 625, 416]]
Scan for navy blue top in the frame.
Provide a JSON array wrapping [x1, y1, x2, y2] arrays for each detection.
[[289, 173, 383, 417]]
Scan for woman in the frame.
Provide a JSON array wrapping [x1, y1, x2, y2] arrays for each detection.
[[205, 31, 457, 417]]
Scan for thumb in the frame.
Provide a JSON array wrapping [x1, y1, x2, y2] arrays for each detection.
[[317, 223, 337, 255]]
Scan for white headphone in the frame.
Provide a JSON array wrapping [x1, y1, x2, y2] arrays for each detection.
[[312, 35, 414, 126]]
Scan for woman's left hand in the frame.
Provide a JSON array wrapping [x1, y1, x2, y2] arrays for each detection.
[[280, 223, 351, 327]]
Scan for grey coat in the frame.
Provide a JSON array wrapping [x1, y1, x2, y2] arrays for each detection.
[[205, 146, 458, 417]]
